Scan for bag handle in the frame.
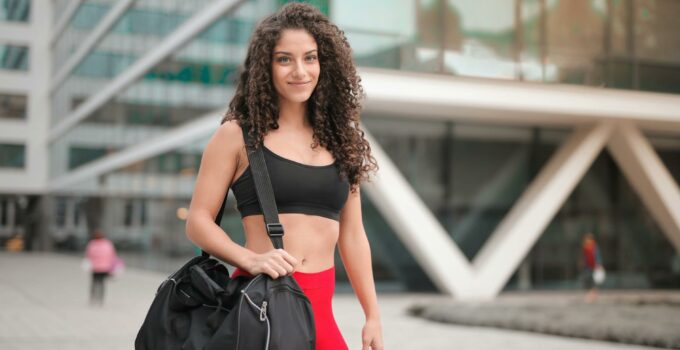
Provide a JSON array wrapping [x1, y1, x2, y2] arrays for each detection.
[[200, 124, 284, 258]]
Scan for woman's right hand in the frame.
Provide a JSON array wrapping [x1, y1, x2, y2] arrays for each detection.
[[245, 249, 299, 279]]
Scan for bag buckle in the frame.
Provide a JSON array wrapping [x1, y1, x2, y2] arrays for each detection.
[[266, 223, 284, 237]]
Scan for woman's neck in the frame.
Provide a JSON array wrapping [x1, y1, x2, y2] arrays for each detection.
[[277, 99, 310, 129]]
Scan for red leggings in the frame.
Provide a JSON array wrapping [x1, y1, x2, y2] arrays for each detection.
[[231, 266, 348, 350]]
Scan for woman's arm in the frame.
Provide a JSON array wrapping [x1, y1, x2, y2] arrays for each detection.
[[185, 120, 297, 277], [338, 186, 383, 349], [185, 120, 254, 268]]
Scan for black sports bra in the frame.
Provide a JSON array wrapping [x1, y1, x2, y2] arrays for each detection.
[[230, 144, 350, 221]]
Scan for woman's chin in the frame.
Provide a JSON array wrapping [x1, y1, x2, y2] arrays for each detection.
[[281, 93, 313, 104]]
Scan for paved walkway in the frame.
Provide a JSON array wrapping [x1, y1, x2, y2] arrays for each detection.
[[0, 252, 665, 350], [414, 290, 680, 349]]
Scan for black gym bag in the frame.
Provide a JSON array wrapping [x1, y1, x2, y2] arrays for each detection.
[[134, 126, 315, 350]]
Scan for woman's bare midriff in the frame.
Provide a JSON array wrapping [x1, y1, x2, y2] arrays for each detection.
[[232, 138, 340, 274], [241, 214, 339, 273]]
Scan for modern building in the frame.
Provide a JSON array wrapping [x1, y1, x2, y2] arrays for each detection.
[[1, 0, 679, 300]]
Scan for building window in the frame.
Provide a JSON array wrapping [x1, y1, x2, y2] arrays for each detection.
[[0, 44, 29, 70], [71, 3, 109, 30], [123, 199, 147, 227], [73, 200, 82, 226], [124, 199, 134, 227], [0, 0, 30, 22], [0, 143, 25, 168], [68, 146, 108, 170], [0, 198, 7, 226], [139, 200, 147, 226], [55, 197, 67, 227], [0, 94, 27, 119]]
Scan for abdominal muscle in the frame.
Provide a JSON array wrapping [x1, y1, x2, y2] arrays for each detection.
[[241, 213, 339, 273]]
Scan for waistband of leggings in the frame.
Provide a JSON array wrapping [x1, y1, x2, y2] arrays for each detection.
[[231, 265, 335, 289]]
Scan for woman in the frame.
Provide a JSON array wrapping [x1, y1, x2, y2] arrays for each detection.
[[85, 229, 118, 306], [185, 3, 383, 350], [581, 232, 603, 303]]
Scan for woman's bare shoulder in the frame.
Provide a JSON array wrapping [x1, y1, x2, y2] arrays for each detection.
[[216, 119, 245, 144], [197, 119, 245, 177], [207, 119, 246, 157]]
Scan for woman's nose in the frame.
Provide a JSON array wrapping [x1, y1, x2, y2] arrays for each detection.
[[292, 60, 306, 78]]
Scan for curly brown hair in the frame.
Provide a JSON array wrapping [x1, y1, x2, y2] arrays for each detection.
[[221, 2, 377, 192]]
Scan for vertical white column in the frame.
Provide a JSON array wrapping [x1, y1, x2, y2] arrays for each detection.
[[7, 199, 16, 228], [65, 198, 74, 230], [27, 0, 53, 192]]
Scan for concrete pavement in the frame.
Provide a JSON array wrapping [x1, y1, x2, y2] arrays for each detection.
[[413, 290, 680, 349], [0, 252, 665, 350]]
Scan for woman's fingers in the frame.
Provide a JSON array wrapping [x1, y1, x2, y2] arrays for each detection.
[[273, 262, 288, 277], [274, 253, 295, 274], [252, 249, 299, 278], [277, 249, 299, 267], [264, 265, 280, 279], [271, 249, 297, 275]]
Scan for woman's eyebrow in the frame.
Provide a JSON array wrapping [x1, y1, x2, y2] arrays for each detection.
[[273, 49, 318, 55]]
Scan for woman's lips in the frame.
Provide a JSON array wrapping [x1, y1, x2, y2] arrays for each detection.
[[288, 81, 310, 86]]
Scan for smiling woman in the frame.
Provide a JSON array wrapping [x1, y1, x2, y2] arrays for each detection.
[[185, 3, 383, 350], [271, 29, 320, 104]]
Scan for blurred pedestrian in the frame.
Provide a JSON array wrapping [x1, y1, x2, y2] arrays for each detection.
[[85, 229, 118, 306], [581, 233, 604, 303]]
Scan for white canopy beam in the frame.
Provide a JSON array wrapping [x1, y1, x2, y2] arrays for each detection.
[[471, 123, 613, 300], [607, 123, 680, 252], [49, 0, 246, 142], [50, 0, 135, 93]]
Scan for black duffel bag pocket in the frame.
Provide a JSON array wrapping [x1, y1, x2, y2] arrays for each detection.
[[267, 278, 315, 350], [205, 275, 269, 350]]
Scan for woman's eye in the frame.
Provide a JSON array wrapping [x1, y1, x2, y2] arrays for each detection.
[[276, 56, 290, 63], [306, 55, 318, 62]]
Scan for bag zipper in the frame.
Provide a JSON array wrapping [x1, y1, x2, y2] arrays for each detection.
[[239, 275, 271, 350], [269, 284, 311, 301], [241, 290, 271, 350]]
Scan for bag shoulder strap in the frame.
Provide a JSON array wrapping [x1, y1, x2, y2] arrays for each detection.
[[241, 125, 284, 249]]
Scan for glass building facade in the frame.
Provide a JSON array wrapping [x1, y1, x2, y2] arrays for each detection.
[[0, 0, 30, 21], [341, 0, 680, 94], [16, 0, 680, 293]]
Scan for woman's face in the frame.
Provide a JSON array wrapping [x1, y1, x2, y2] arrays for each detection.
[[271, 28, 320, 105]]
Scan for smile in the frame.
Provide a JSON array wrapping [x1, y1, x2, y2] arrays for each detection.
[[288, 81, 310, 86]]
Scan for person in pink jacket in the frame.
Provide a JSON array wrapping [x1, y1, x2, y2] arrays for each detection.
[[85, 229, 118, 306]]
